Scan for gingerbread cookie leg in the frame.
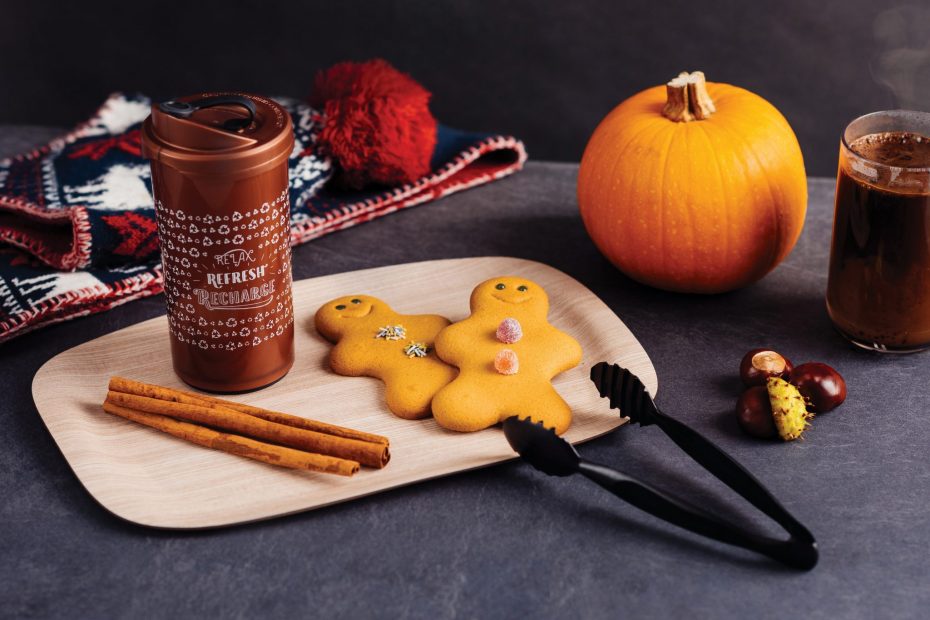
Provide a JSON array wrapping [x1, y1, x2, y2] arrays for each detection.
[[507, 384, 573, 436], [430, 376, 504, 432], [381, 365, 458, 420]]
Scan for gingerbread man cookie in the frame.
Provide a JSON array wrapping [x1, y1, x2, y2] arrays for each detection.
[[315, 295, 457, 419], [432, 276, 582, 434]]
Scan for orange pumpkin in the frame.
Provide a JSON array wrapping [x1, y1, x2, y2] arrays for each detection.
[[577, 71, 807, 294]]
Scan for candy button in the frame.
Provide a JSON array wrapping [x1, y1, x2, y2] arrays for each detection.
[[496, 318, 523, 344], [494, 349, 519, 375]]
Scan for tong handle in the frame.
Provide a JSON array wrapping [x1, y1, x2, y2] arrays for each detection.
[[651, 409, 815, 545], [590, 362, 813, 544], [578, 461, 818, 570]]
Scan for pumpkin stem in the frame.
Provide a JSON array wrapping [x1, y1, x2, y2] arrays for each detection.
[[662, 71, 716, 122]]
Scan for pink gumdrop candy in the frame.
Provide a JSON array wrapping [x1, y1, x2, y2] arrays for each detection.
[[494, 349, 519, 375], [496, 318, 522, 344]]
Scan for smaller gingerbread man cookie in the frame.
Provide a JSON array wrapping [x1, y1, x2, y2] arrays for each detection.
[[432, 276, 582, 434], [315, 295, 456, 419]]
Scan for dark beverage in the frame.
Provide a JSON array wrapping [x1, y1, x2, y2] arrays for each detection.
[[826, 130, 930, 351]]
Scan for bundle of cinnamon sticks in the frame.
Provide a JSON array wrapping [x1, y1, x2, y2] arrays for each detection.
[[102, 377, 389, 476]]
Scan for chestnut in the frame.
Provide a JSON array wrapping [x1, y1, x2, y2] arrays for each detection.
[[739, 349, 793, 387], [790, 362, 847, 412], [735, 386, 777, 439]]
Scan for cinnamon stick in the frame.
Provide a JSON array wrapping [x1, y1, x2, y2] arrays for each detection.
[[197, 398, 391, 446], [102, 402, 359, 476], [108, 376, 389, 446], [105, 390, 389, 468]]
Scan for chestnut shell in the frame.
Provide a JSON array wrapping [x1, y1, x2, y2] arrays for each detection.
[[735, 386, 778, 439], [790, 362, 847, 412], [740, 349, 793, 387]]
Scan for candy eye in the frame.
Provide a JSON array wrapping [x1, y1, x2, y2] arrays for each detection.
[[335, 304, 346, 310], [495, 283, 506, 290], [517, 285, 528, 292], [351, 298, 362, 304]]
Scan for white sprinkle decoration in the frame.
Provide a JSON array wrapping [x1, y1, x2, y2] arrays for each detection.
[[403, 342, 429, 358], [376, 325, 407, 340]]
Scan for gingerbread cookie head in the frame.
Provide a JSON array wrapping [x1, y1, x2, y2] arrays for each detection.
[[470, 276, 549, 318], [314, 295, 382, 340]]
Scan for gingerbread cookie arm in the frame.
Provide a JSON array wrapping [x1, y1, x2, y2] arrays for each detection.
[[505, 383, 573, 435], [538, 325, 584, 376], [328, 336, 372, 377], [431, 375, 504, 432], [408, 314, 454, 339], [433, 318, 479, 368]]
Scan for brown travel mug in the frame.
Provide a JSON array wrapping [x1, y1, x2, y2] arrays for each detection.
[[141, 92, 295, 392]]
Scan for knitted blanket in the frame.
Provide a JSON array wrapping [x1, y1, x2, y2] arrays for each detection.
[[0, 94, 526, 343]]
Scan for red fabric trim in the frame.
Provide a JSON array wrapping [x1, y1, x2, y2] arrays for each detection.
[[289, 135, 526, 245], [0, 265, 163, 344], [0, 93, 131, 270], [0, 198, 92, 269]]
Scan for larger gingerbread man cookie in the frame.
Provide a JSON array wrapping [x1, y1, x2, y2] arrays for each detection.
[[432, 276, 582, 434], [315, 295, 457, 420]]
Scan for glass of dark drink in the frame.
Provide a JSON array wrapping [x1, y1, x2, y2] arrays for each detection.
[[827, 110, 930, 352]]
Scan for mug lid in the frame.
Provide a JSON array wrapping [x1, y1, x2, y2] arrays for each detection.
[[141, 92, 293, 177]]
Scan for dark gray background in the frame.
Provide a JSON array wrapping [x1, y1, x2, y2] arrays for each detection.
[[3, 0, 930, 175]]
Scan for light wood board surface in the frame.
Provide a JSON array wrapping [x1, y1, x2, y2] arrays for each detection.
[[32, 257, 657, 529]]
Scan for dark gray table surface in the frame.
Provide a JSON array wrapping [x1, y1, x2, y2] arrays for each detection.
[[2, 127, 928, 619]]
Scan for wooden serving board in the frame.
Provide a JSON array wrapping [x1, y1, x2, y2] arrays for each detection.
[[32, 257, 656, 529]]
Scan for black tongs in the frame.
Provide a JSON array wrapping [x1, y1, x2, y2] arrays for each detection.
[[502, 362, 818, 570]]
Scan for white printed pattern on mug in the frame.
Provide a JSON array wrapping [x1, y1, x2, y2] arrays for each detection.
[[156, 190, 294, 349]]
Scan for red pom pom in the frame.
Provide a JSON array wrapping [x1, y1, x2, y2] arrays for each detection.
[[310, 59, 438, 189]]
